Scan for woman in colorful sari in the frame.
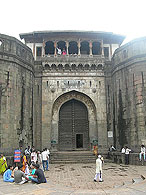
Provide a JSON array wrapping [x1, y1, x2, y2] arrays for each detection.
[[0, 154, 7, 175], [3, 165, 14, 182], [22, 153, 27, 172]]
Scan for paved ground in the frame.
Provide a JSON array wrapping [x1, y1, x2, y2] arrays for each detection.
[[1, 163, 146, 194]]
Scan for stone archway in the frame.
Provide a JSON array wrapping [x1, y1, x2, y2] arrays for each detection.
[[51, 91, 98, 151]]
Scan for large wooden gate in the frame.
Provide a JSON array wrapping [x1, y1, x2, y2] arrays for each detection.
[[58, 99, 89, 151]]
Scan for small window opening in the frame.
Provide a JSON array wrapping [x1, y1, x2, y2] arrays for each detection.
[[81, 41, 89, 55], [90, 81, 92, 87], [104, 47, 109, 57], [47, 81, 48, 86], [69, 41, 78, 54], [45, 41, 55, 55], [57, 81, 59, 87], [99, 81, 101, 87], [36, 47, 42, 57], [78, 81, 80, 87], [57, 41, 66, 52], [92, 42, 101, 55]]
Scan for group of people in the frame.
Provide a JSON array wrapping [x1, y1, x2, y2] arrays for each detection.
[[23, 146, 50, 172], [0, 146, 51, 185], [56, 47, 66, 55], [1, 144, 146, 185], [3, 163, 46, 184], [108, 144, 146, 165]]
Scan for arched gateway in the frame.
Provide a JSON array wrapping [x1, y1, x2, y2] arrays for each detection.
[[51, 91, 97, 151], [59, 99, 89, 151]]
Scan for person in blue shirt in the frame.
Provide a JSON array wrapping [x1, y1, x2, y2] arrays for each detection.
[[3, 165, 14, 182]]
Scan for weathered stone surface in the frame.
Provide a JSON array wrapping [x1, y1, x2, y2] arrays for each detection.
[[0, 34, 34, 154], [1, 32, 146, 156]]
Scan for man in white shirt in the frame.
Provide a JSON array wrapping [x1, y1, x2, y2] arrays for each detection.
[[45, 148, 50, 167], [94, 155, 103, 182], [125, 146, 131, 165], [121, 147, 125, 153], [139, 144, 145, 162], [57, 47, 62, 55], [41, 149, 48, 171]]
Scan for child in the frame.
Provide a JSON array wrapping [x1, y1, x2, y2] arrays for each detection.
[[25, 162, 30, 175]]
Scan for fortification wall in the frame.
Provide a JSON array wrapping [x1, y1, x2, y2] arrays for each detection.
[[0, 34, 34, 154], [110, 37, 146, 151]]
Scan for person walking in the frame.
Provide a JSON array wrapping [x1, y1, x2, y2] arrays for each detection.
[[45, 148, 50, 168], [94, 155, 103, 182], [42, 149, 48, 171]]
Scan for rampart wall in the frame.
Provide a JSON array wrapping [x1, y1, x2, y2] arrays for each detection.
[[109, 37, 146, 151], [0, 34, 34, 154]]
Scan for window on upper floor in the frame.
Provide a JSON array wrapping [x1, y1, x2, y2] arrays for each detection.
[[69, 41, 78, 54], [92, 42, 101, 55], [80, 41, 89, 55], [45, 41, 55, 55], [36, 47, 42, 57], [104, 47, 109, 57]]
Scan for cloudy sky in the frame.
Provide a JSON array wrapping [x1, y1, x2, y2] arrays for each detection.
[[1, 0, 145, 44]]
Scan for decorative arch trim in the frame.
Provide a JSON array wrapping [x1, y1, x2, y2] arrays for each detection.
[[52, 90, 96, 119]]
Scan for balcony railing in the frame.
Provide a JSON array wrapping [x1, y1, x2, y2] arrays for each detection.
[[35, 54, 108, 63]]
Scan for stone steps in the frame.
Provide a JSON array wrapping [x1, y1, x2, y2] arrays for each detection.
[[50, 151, 110, 164]]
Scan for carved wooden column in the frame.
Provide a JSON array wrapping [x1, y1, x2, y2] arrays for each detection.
[[66, 41, 69, 55], [110, 44, 112, 59], [42, 40, 45, 56], [89, 41, 92, 56], [78, 40, 81, 56], [33, 42, 35, 58], [101, 40, 104, 56], [54, 41, 57, 56]]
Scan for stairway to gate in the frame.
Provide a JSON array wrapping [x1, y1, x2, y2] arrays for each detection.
[[50, 151, 109, 164]]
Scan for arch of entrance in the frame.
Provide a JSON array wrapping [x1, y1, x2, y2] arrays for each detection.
[[51, 90, 98, 151]]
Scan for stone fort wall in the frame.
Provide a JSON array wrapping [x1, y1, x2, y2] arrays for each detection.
[[33, 59, 107, 151], [108, 37, 146, 151], [0, 34, 34, 154], [1, 33, 146, 154]]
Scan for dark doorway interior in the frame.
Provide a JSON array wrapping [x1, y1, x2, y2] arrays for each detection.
[[76, 134, 83, 148]]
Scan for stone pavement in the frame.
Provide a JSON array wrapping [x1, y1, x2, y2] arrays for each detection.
[[1, 163, 146, 194]]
